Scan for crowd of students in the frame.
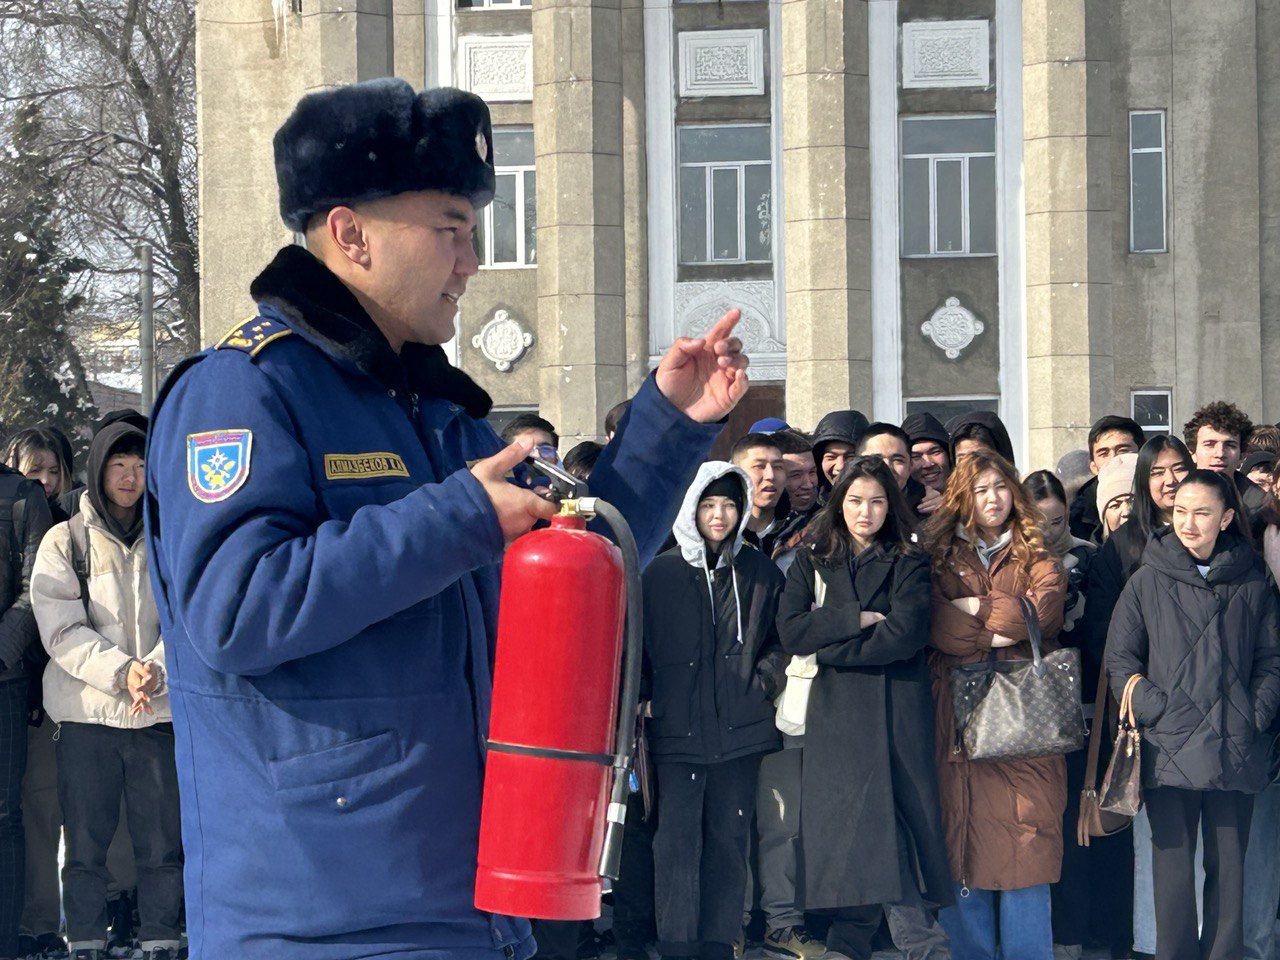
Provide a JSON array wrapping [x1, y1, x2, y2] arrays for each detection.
[[521, 398, 1280, 960], [0, 396, 1278, 960]]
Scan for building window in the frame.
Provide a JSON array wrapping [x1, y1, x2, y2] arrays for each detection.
[[458, 0, 530, 8], [1129, 111, 1167, 253], [900, 115, 997, 258], [474, 128, 536, 268], [677, 125, 773, 265], [1131, 389, 1172, 437], [904, 395, 999, 426]]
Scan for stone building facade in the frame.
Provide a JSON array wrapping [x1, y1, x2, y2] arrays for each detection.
[[196, 0, 1280, 465]]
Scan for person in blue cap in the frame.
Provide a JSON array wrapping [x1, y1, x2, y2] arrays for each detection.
[[144, 78, 750, 960]]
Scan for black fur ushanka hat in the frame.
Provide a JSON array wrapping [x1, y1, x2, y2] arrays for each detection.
[[273, 77, 496, 232]]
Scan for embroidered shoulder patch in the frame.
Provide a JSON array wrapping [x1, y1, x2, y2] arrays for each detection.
[[324, 452, 410, 481], [188, 430, 253, 503], [215, 317, 292, 357]]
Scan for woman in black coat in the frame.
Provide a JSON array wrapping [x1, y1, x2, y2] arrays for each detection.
[[643, 462, 787, 960], [777, 457, 952, 960], [1106, 469, 1280, 960]]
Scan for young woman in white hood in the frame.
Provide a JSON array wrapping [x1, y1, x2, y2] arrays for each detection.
[[642, 461, 787, 960]]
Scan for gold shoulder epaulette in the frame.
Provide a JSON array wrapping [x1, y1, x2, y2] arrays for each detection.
[[215, 316, 293, 357]]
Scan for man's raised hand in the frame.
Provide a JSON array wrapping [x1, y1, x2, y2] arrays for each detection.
[[471, 439, 558, 543], [655, 308, 750, 424]]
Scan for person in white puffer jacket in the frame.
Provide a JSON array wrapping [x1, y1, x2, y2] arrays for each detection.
[[30, 422, 181, 960]]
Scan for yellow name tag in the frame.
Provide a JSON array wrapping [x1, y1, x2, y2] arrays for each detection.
[[324, 452, 410, 480]]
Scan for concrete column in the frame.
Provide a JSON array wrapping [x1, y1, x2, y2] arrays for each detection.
[[781, 0, 873, 431], [301, 0, 393, 90], [532, 0, 628, 447], [195, 0, 304, 344], [1261, 0, 1280, 420], [1023, 0, 1112, 467], [620, 0, 650, 399]]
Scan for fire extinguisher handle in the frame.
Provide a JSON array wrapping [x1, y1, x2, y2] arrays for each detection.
[[590, 499, 643, 882]]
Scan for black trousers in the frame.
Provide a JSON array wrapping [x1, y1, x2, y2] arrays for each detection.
[[0, 678, 27, 958], [57, 722, 183, 947], [1146, 786, 1253, 960], [612, 790, 656, 956], [1052, 741, 1135, 956], [653, 755, 761, 958]]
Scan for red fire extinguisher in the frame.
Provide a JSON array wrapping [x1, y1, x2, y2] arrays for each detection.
[[475, 464, 644, 921]]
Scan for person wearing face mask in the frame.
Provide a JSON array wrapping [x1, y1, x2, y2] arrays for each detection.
[[5, 427, 76, 958], [642, 464, 787, 960], [923, 451, 1068, 960], [1106, 471, 1280, 960], [1068, 417, 1145, 543], [1083, 435, 1194, 960], [777, 457, 951, 960], [1025, 469, 1109, 960], [1096, 453, 1138, 543]]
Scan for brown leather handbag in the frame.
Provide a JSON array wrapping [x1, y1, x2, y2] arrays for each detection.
[[1097, 673, 1145, 821], [1076, 660, 1133, 846]]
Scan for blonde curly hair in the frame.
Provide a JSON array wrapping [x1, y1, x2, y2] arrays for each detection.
[[921, 449, 1053, 575]]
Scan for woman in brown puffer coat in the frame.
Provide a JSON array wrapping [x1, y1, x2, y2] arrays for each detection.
[[922, 449, 1068, 960]]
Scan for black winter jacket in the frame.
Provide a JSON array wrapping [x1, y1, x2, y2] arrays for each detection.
[[1106, 528, 1280, 792], [643, 464, 788, 765], [1084, 517, 1150, 701], [0, 467, 53, 683]]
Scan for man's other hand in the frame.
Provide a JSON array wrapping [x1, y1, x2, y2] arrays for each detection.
[[655, 308, 750, 423], [471, 439, 559, 543]]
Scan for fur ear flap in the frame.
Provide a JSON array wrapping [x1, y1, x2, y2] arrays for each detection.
[[273, 78, 496, 232]]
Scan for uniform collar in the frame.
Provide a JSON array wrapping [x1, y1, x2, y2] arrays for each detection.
[[249, 245, 493, 419]]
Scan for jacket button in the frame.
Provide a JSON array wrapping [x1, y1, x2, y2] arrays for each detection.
[[388, 389, 397, 398], [688, 661, 695, 667], [335, 796, 350, 809]]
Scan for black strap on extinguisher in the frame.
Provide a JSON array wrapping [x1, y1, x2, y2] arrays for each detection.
[[485, 740, 615, 767]]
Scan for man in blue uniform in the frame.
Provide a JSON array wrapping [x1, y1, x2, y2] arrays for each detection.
[[144, 78, 748, 960]]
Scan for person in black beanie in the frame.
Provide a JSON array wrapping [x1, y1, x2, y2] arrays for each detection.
[[643, 463, 786, 960], [901, 412, 951, 500]]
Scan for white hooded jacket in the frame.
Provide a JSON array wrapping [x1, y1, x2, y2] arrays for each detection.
[[31, 491, 169, 727], [671, 461, 754, 647]]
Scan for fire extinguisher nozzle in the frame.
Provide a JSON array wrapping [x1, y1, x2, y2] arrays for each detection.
[[599, 820, 625, 881]]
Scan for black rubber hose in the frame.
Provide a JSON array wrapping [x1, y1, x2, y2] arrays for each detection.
[[591, 499, 642, 881]]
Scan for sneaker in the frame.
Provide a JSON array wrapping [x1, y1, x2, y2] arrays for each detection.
[[36, 933, 69, 959], [733, 931, 745, 960], [70, 949, 101, 960], [104, 891, 134, 958], [763, 927, 825, 960]]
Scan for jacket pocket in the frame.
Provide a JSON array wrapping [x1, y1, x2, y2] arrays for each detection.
[[649, 662, 696, 737], [723, 651, 775, 728], [268, 729, 402, 794]]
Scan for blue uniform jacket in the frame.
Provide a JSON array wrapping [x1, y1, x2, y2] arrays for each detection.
[[145, 247, 722, 960]]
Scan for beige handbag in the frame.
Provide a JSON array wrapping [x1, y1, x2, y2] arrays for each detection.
[[775, 570, 824, 736]]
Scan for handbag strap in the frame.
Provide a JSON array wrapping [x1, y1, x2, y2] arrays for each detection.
[[1119, 674, 1143, 728], [1082, 657, 1111, 794], [1017, 595, 1044, 667]]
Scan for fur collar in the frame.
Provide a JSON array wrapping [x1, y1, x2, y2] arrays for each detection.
[[249, 245, 493, 419]]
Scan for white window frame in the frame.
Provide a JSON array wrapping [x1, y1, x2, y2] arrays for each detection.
[[677, 123, 773, 266], [1129, 110, 1168, 254], [1130, 388, 1173, 436], [899, 114, 997, 259], [478, 127, 536, 270]]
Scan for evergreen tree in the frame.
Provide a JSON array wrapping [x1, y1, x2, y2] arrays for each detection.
[[0, 103, 98, 448]]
